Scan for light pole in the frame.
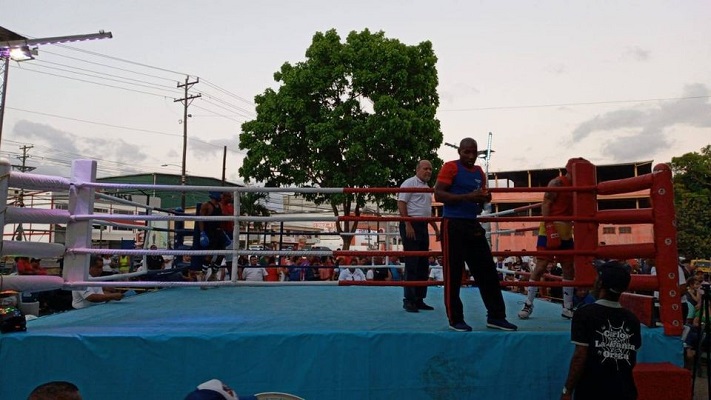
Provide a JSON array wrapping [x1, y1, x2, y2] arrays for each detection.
[[0, 26, 112, 151]]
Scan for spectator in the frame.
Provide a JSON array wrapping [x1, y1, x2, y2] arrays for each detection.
[[184, 378, 255, 400], [388, 256, 403, 281], [338, 258, 366, 281], [28, 381, 82, 400], [16, 257, 45, 275], [72, 255, 124, 309], [146, 245, 165, 270], [101, 254, 115, 273], [561, 261, 641, 399], [240, 256, 267, 282]]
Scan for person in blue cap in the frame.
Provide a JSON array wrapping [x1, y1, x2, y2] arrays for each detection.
[[184, 379, 256, 400]]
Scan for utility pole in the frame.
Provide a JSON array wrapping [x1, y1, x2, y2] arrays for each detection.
[[13, 144, 34, 240], [174, 76, 200, 210]]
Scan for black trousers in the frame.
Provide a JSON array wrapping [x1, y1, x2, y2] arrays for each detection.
[[442, 218, 506, 324], [399, 221, 430, 303]]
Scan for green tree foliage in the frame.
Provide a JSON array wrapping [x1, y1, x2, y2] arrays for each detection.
[[670, 145, 711, 259], [239, 29, 443, 247], [238, 192, 271, 246]]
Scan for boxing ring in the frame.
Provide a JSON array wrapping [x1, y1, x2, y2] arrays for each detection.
[[0, 159, 687, 399]]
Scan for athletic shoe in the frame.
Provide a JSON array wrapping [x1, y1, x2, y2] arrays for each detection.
[[416, 301, 435, 311], [403, 301, 419, 313], [517, 301, 534, 319], [486, 318, 518, 331], [561, 307, 574, 319], [449, 322, 473, 332]]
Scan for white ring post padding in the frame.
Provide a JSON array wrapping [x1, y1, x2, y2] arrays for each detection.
[[5, 207, 71, 224], [8, 171, 71, 191], [0, 275, 65, 292], [1, 240, 66, 258], [0, 159, 10, 257], [63, 160, 97, 284]]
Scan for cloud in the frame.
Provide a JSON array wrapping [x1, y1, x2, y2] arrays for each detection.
[[624, 46, 651, 62], [188, 135, 241, 161], [571, 84, 711, 161], [9, 120, 151, 175], [545, 63, 566, 75]]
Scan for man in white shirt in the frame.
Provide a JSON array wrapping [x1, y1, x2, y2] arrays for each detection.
[[240, 256, 268, 281], [72, 255, 124, 309], [338, 267, 366, 281], [398, 160, 440, 313]]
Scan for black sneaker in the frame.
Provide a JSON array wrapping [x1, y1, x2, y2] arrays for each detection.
[[449, 321, 473, 332], [486, 318, 518, 331], [403, 301, 419, 313], [416, 301, 435, 311]]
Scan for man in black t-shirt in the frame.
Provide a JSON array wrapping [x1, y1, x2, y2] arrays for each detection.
[[562, 261, 641, 400]]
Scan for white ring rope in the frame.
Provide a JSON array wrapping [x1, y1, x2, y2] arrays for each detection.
[[71, 214, 339, 223], [62, 280, 340, 289], [9, 171, 71, 191], [92, 219, 153, 231], [5, 207, 71, 224], [79, 182, 345, 194], [95, 192, 161, 211], [2, 240, 65, 258]]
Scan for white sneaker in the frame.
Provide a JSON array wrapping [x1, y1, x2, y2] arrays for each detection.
[[518, 302, 534, 319], [561, 307, 574, 319]]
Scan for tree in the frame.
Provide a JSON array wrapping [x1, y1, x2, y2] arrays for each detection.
[[239, 29, 443, 249], [670, 145, 711, 259], [238, 192, 271, 247]]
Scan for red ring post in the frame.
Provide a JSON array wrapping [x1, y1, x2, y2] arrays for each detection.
[[651, 163, 683, 335], [571, 159, 597, 286]]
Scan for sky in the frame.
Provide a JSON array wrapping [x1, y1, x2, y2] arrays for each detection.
[[2, 0, 710, 184]]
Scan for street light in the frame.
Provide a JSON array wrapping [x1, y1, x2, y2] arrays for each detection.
[[0, 26, 113, 151]]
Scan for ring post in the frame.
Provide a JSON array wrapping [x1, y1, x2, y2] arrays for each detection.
[[64, 160, 97, 284]]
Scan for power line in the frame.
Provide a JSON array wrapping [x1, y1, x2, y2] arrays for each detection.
[[50, 43, 189, 77], [6, 107, 245, 152], [40, 49, 180, 82], [202, 79, 255, 106], [34, 59, 182, 92], [11, 65, 175, 98]]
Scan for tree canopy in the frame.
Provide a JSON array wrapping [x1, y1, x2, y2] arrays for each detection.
[[670, 145, 711, 259], [239, 29, 443, 245]]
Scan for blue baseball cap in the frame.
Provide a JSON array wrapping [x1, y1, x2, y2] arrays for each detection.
[[184, 379, 257, 400]]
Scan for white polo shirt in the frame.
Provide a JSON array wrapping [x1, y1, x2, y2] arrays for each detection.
[[398, 176, 432, 217]]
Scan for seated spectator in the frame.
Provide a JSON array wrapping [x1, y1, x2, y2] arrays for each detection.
[[184, 378, 254, 400], [16, 257, 46, 275], [240, 256, 268, 281], [146, 245, 165, 270], [389, 256, 403, 281], [72, 255, 124, 309], [338, 258, 366, 281], [372, 256, 391, 281], [101, 254, 115, 273], [28, 381, 82, 400]]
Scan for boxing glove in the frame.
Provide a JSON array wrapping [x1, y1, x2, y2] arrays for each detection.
[[545, 223, 561, 249], [200, 231, 210, 247]]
